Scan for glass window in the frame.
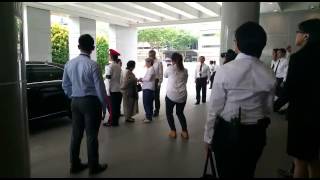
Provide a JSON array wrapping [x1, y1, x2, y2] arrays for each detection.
[[26, 64, 63, 83]]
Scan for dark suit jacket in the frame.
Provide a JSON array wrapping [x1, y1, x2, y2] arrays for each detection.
[[283, 44, 319, 122], [282, 44, 320, 159]]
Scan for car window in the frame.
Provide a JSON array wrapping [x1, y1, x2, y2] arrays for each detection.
[[27, 64, 63, 83]]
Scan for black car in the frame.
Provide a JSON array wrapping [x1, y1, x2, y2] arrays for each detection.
[[26, 61, 71, 121]]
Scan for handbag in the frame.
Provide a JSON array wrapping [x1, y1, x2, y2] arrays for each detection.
[[136, 83, 142, 92], [201, 150, 218, 178]]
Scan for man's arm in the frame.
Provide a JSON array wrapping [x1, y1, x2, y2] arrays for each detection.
[[62, 64, 72, 98], [158, 61, 163, 84], [204, 69, 226, 144]]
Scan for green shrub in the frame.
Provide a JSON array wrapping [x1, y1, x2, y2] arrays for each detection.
[[51, 23, 69, 65], [96, 36, 109, 74]]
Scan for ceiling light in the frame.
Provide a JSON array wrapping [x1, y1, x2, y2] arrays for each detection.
[[268, 2, 273, 5]]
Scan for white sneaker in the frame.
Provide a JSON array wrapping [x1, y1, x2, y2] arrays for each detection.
[[143, 119, 151, 123]]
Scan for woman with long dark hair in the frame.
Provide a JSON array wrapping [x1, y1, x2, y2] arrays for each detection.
[[164, 52, 189, 139], [281, 18, 320, 178]]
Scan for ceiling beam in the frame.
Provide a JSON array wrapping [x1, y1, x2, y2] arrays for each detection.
[[92, 2, 160, 22], [67, 3, 138, 23], [24, 2, 129, 27], [130, 2, 179, 20], [151, 2, 197, 19], [185, 2, 220, 17], [131, 17, 221, 27]]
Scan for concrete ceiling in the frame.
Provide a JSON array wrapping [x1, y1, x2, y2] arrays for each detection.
[[24, 2, 320, 27]]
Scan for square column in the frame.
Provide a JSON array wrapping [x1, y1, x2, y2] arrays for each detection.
[[23, 6, 51, 62], [109, 24, 137, 65], [69, 17, 96, 60]]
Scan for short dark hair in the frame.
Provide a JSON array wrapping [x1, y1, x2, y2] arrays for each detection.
[[235, 22, 267, 58], [126, 60, 135, 70], [78, 34, 94, 52], [199, 56, 205, 61], [149, 49, 156, 55], [298, 18, 320, 45], [278, 48, 286, 55]]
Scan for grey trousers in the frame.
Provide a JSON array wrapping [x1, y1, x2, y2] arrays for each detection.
[[70, 96, 101, 168]]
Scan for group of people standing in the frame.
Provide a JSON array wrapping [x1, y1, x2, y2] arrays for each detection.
[[61, 18, 320, 178], [204, 18, 320, 178]]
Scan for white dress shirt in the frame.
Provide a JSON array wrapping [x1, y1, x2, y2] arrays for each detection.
[[164, 65, 188, 103], [152, 58, 163, 84], [106, 61, 122, 92], [142, 66, 156, 90], [195, 62, 210, 80], [270, 60, 277, 71], [209, 64, 216, 75], [275, 57, 288, 80], [104, 64, 111, 96], [204, 53, 276, 144]]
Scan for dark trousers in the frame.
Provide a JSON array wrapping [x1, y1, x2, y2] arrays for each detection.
[[70, 96, 101, 168], [165, 96, 187, 131], [110, 92, 122, 125], [143, 89, 154, 120], [196, 77, 208, 103], [154, 79, 161, 113], [212, 118, 267, 178], [209, 72, 216, 89], [275, 77, 284, 97]]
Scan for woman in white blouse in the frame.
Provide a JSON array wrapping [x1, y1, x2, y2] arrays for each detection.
[[164, 52, 189, 139], [138, 58, 156, 123]]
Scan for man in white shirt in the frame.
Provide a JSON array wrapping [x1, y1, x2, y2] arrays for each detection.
[[204, 22, 276, 177], [149, 50, 163, 117], [275, 48, 289, 97], [103, 49, 122, 127], [270, 48, 279, 72], [209, 60, 216, 89], [194, 56, 210, 105]]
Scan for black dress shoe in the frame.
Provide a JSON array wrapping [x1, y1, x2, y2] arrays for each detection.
[[195, 102, 200, 105], [202, 101, 206, 103], [103, 122, 112, 127], [70, 163, 88, 174], [89, 164, 108, 175], [153, 112, 159, 117]]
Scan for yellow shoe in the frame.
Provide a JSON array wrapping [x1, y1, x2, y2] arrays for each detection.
[[168, 131, 177, 139], [181, 131, 189, 139]]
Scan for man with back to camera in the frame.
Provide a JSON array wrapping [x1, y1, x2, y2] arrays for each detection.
[[62, 34, 108, 175], [204, 22, 276, 177]]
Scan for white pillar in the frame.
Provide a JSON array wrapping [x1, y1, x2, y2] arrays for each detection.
[[0, 2, 30, 177], [109, 24, 137, 65], [220, 2, 260, 64], [69, 17, 96, 60], [24, 6, 51, 62]]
